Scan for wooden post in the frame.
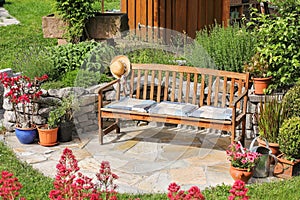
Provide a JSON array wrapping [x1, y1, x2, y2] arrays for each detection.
[[222, 0, 230, 27]]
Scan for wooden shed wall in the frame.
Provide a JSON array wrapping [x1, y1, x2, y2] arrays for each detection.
[[120, 0, 229, 38]]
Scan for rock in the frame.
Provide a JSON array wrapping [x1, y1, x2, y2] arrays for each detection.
[[4, 111, 15, 123], [38, 97, 61, 107], [3, 119, 15, 132], [87, 83, 113, 94], [79, 94, 97, 107], [78, 105, 95, 116], [48, 87, 87, 98]]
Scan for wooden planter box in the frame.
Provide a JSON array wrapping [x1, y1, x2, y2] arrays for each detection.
[[274, 154, 300, 178], [42, 13, 129, 42]]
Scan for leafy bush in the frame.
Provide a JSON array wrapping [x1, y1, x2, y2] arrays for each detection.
[[282, 84, 300, 119], [46, 41, 98, 81], [278, 117, 300, 160], [192, 23, 255, 71], [41, 81, 65, 90], [247, 1, 300, 92]]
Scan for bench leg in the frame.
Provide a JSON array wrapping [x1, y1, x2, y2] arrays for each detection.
[[240, 119, 246, 147], [99, 117, 104, 145], [115, 119, 120, 133]]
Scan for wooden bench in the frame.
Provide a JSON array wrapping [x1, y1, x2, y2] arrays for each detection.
[[98, 64, 249, 145]]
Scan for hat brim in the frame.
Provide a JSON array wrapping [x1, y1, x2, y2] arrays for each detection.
[[110, 55, 131, 79]]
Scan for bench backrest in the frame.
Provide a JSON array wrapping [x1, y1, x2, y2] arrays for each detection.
[[128, 64, 249, 111]]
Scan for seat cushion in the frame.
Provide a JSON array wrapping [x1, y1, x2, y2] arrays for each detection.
[[105, 97, 156, 113], [188, 106, 238, 121], [149, 101, 198, 117]]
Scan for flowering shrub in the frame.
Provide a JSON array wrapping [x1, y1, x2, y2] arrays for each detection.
[[0, 73, 48, 128], [228, 180, 249, 200], [49, 148, 118, 200], [167, 182, 205, 200], [0, 170, 25, 200], [226, 142, 261, 172]]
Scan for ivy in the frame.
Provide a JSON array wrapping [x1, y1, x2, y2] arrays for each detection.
[[55, 0, 96, 43]]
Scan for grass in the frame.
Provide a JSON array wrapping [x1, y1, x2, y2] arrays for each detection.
[[0, 0, 120, 70], [1, 141, 300, 199]]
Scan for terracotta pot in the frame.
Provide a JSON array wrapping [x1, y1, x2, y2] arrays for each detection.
[[274, 154, 300, 178], [37, 125, 58, 146], [253, 77, 272, 95], [230, 165, 254, 183], [257, 137, 280, 156]]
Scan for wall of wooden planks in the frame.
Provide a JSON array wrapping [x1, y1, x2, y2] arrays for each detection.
[[120, 0, 230, 39]]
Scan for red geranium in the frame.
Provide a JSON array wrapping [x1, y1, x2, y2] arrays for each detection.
[[0, 73, 48, 128]]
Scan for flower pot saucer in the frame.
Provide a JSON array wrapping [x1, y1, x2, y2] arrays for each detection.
[[38, 141, 59, 147]]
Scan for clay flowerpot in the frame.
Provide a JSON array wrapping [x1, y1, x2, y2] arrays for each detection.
[[257, 137, 280, 156], [230, 166, 254, 183], [253, 77, 272, 95], [37, 125, 58, 147], [274, 154, 300, 178], [15, 125, 37, 144]]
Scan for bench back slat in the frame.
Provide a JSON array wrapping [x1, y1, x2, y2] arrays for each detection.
[[222, 76, 228, 107], [192, 73, 198, 105], [186, 73, 191, 103], [128, 64, 249, 110]]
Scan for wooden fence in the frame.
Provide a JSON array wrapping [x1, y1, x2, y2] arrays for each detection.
[[120, 0, 230, 39]]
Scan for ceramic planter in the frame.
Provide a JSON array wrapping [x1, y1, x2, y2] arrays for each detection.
[[274, 154, 300, 178], [37, 125, 58, 146], [253, 77, 272, 95], [15, 126, 37, 144]]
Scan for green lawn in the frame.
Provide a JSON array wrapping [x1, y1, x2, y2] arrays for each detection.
[[0, 0, 120, 70]]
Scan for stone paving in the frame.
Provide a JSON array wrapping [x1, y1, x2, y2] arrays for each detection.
[[3, 121, 279, 194], [0, 7, 20, 26]]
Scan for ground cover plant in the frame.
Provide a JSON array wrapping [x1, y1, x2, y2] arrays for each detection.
[[1, 142, 300, 199]]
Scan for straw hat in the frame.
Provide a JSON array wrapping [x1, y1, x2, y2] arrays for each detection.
[[109, 55, 131, 79]]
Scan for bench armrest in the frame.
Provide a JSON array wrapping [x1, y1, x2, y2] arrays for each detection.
[[230, 90, 248, 108], [98, 79, 120, 94]]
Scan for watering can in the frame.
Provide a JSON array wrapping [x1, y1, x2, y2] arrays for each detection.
[[250, 137, 278, 178]]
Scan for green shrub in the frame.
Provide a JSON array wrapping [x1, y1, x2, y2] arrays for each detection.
[[192, 23, 255, 71], [12, 46, 54, 79], [127, 48, 176, 65], [282, 84, 300, 119], [41, 81, 65, 90], [75, 69, 113, 88], [278, 117, 300, 160], [46, 41, 98, 81], [247, 1, 300, 92], [62, 69, 80, 87]]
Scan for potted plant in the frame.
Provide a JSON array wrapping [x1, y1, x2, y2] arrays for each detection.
[[37, 108, 62, 146], [244, 52, 272, 94], [42, 0, 129, 43], [274, 117, 300, 178], [226, 142, 261, 183], [0, 73, 48, 144], [57, 95, 79, 142], [256, 96, 283, 156]]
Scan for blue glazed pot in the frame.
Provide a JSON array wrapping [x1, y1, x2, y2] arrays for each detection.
[[15, 126, 37, 144]]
